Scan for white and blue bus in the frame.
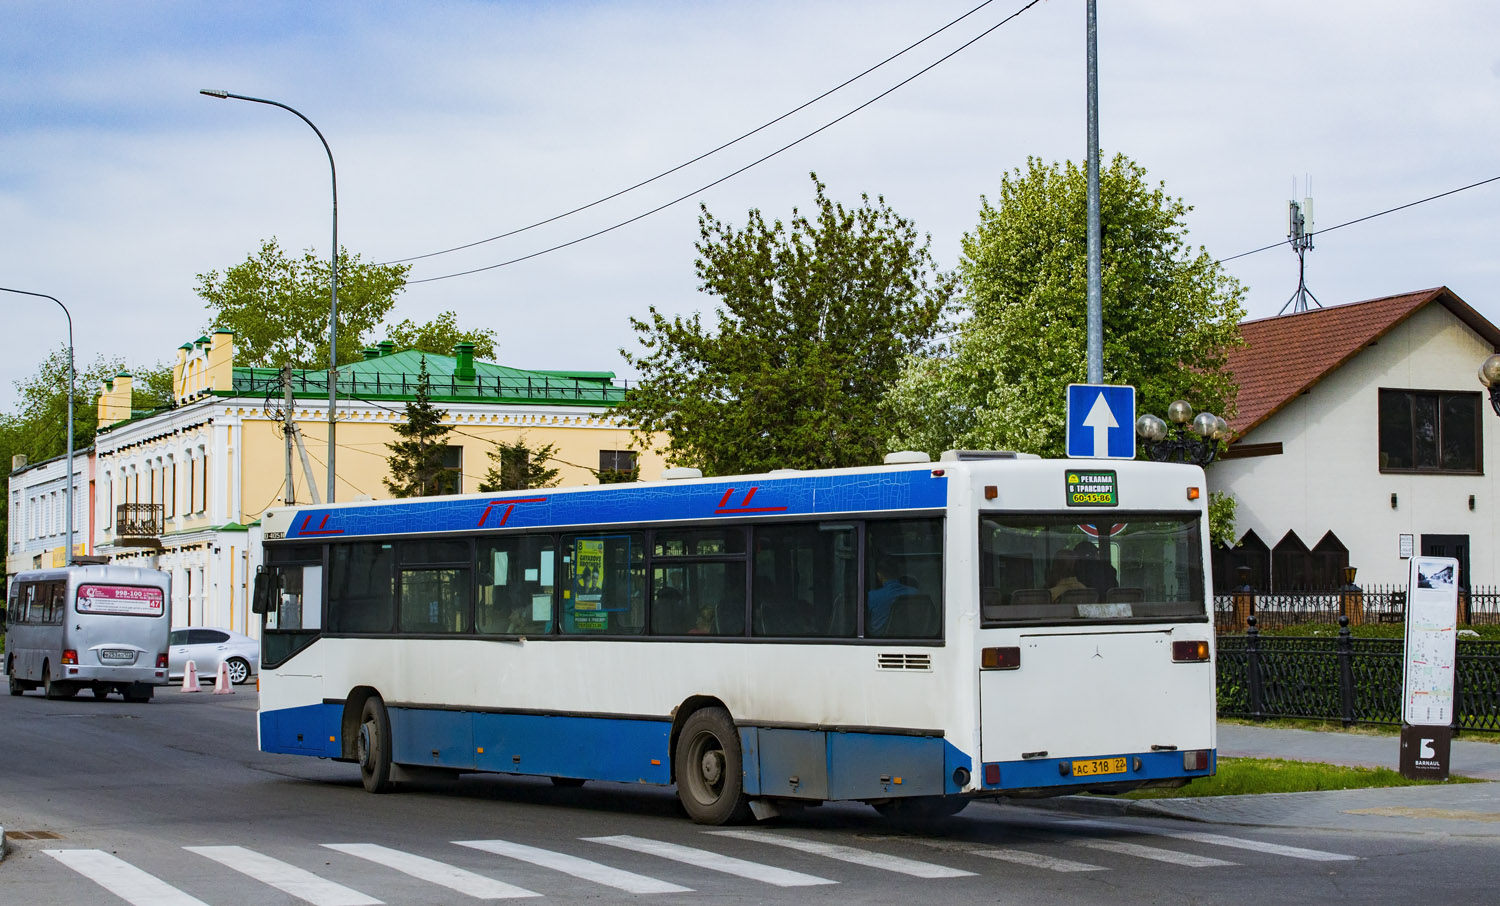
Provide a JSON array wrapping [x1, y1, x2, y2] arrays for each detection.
[[254, 452, 1215, 824]]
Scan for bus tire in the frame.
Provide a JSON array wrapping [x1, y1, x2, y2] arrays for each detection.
[[358, 697, 394, 793], [42, 664, 75, 700], [675, 707, 751, 825], [8, 670, 22, 696], [873, 795, 969, 825]]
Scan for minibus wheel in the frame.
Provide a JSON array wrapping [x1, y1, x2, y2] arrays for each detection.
[[42, 664, 75, 700], [358, 697, 394, 793], [675, 707, 751, 825], [8, 672, 22, 696]]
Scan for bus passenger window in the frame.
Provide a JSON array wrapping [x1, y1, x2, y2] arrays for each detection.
[[329, 544, 395, 633], [562, 533, 644, 635], [750, 522, 857, 638], [477, 535, 555, 634], [399, 568, 470, 634], [865, 518, 943, 639]]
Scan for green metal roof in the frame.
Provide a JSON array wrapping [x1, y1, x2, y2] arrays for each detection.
[[225, 348, 629, 407]]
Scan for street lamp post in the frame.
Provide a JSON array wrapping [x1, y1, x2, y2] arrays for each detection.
[[1135, 400, 1228, 467], [200, 89, 339, 502], [1478, 354, 1500, 415], [1, 287, 75, 566]]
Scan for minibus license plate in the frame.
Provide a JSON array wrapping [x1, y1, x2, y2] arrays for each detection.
[[103, 649, 133, 659], [1072, 757, 1127, 777]]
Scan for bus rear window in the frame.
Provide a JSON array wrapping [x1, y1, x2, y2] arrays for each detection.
[[76, 584, 165, 617], [979, 513, 1204, 624]]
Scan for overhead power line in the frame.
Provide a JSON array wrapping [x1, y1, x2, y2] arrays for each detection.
[[406, 0, 1048, 286], [384, 0, 1009, 266]]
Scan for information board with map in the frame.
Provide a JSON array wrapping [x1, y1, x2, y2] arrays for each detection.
[[1402, 556, 1459, 727]]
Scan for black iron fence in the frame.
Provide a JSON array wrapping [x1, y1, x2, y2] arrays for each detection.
[[1217, 618, 1500, 732], [1213, 585, 1500, 633]]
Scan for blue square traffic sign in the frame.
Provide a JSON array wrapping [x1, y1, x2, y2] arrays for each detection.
[[1065, 384, 1136, 459]]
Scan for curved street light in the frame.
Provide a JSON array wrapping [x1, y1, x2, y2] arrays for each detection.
[[200, 89, 340, 502], [1136, 400, 1228, 466], [0, 286, 75, 565]]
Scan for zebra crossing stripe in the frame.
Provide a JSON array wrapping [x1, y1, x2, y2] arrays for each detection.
[[1058, 818, 1359, 862], [1143, 830, 1358, 862], [1074, 839, 1237, 868], [707, 829, 975, 878], [185, 845, 382, 906], [45, 850, 212, 906], [322, 844, 540, 899], [913, 839, 1106, 873], [455, 839, 691, 895], [584, 835, 836, 887]]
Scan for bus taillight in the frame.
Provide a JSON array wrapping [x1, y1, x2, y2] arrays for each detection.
[[981, 647, 1021, 670], [61, 649, 78, 665], [1171, 640, 1209, 662], [156, 653, 169, 668]]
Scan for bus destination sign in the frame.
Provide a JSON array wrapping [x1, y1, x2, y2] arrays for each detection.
[[1066, 470, 1118, 507]]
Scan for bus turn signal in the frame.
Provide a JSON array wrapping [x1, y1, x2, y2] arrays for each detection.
[[981, 647, 1021, 670], [1172, 640, 1210, 662]]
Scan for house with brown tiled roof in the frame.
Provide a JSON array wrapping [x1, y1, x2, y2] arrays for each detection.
[[1210, 287, 1500, 590]]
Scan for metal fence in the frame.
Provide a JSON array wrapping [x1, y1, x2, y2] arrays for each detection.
[[1213, 585, 1500, 633], [1217, 618, 1500, 732], [231, 371, 630, 404]]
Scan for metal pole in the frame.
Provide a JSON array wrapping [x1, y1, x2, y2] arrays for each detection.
[[0, 287, 75, 566], [200, 89, 339, 502], [282, 364, 295, 506], [1084, 0, 1103, 385]]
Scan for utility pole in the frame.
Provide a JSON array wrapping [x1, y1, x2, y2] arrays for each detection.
[[1085, 0, 1103, 385], [283, 365, 296, 506]]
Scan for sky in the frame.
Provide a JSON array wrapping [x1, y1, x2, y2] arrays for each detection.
[[3, 0, 1498, 410]]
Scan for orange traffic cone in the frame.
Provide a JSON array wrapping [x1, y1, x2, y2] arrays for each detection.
[[213, 660, 234, 694], [180, 659, 201, 692]]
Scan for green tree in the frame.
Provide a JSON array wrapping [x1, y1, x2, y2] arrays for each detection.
[[383, 357, 457, 497], [477, 436, 560, 492], [618, 174, 953, 474], [196, 237, 412, 368], [384, 310, 497, 360], [594, 463, 641, 484], [886, 154, 1245, 458]]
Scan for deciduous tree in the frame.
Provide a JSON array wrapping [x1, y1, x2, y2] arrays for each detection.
[[619, 174, 953, 474], [886, 154, 1245, 458]]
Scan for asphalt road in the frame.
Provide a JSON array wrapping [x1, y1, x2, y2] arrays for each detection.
[[3, 686, 1499, 906]]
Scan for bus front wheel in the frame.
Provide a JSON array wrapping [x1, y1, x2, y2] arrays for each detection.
[[675, 707, 751, 825], [358, 697, 394, 793]]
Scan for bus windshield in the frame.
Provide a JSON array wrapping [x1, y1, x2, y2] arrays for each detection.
[[979, 512, 1204, 624]]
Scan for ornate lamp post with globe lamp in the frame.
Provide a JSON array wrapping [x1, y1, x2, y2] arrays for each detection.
[[1135, 400, 1228, 467], [1479, 354, 1500, 415]]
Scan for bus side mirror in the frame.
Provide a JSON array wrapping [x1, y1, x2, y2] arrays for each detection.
[[252, 569, 274, 615]]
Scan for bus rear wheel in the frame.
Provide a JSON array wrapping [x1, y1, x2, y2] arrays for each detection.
[[42, 665, 75, 700], [675, 707, 750, 825], [358, 697, 394, 793]]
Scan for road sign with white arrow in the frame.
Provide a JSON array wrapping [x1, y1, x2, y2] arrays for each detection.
[[1065, 383, 1136, 459]]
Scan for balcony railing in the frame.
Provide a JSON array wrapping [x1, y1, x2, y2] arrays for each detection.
[[115, 503, 163, 548]]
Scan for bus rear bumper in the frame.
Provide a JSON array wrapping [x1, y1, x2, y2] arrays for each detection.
[[63, 665, 167, 686], [977, 749, 1216, 794]]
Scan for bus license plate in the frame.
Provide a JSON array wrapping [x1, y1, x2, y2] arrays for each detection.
[[1072, 757, 1127, 777], [103, 649, 133, 658]]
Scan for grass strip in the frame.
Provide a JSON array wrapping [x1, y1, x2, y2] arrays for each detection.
[[1119, 756, 1479, 799]]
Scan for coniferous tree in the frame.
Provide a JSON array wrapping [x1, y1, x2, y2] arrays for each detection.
[[478, 437, 560, 492], [384, 357, 457, 497]]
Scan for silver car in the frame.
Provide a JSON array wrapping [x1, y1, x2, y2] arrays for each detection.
[[168, 627, 259, 685]]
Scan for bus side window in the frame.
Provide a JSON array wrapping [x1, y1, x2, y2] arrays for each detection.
[[477, 535, 555, 635], [562, 533, 644, 635]]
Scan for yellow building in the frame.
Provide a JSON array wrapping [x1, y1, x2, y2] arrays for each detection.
[[92, 331, 661, 634]]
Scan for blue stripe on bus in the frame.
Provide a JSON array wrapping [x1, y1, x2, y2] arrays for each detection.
[[284, 470, 948, 540], [982, 749, 1217, 790], [259, 703, 975, 800]]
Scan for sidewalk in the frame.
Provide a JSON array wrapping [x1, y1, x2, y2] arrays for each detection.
[[1029, 721, 1500, 837]]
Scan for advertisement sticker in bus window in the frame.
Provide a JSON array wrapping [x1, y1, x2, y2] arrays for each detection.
[[1066, 470, 1117, 507], [575, 539, 604, 609], [76, 585, 165, 616]]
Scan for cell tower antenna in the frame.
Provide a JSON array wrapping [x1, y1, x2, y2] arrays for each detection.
[[1278, 176, 1322, 314]]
